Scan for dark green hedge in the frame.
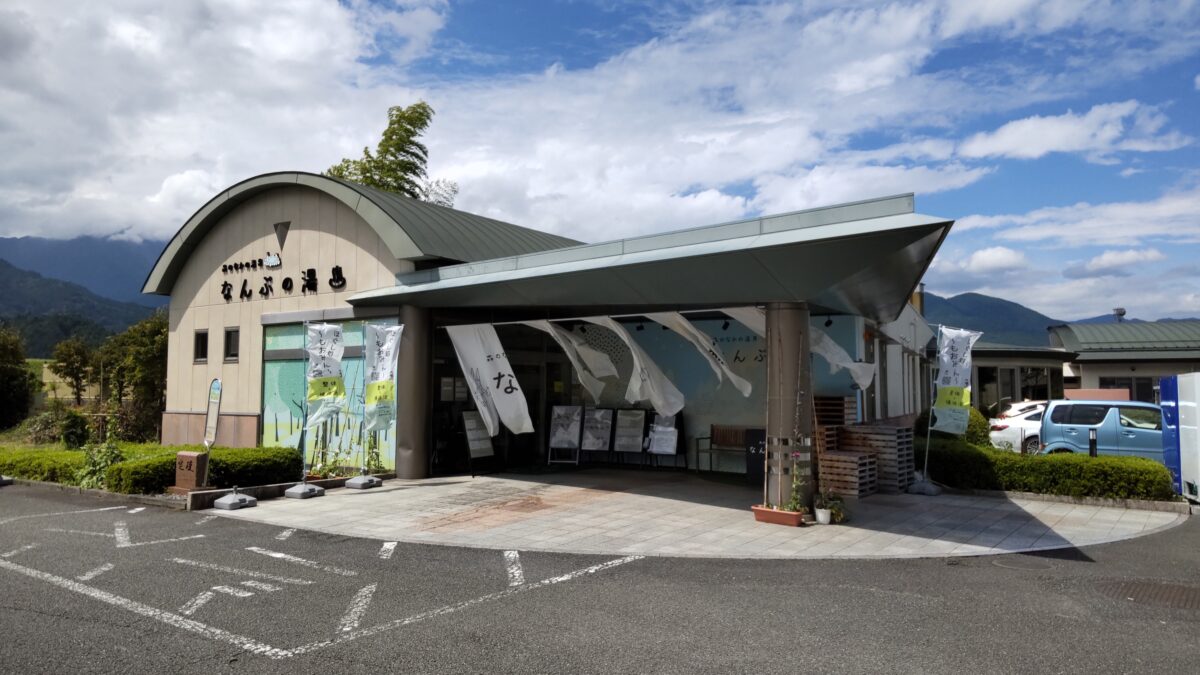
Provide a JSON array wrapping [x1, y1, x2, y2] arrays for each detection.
[[103, 446, 302, 494], [0, 448, 86, 484], [915, 407, 991, 447], [920, 436, 1176, 501]]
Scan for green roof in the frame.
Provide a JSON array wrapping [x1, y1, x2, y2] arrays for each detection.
[[1049, 321, 1200, 361], [972, 341, 1075, 361], [144, 171, 581, 295]]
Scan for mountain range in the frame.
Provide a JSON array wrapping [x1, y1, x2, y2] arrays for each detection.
[[0, 236, 167, 307]]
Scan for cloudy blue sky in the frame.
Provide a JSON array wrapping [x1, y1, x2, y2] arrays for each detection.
[[1, 0, 1198, 319]]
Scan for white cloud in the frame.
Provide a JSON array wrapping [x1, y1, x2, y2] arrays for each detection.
[[925, 245, 1028, 294], [958, 100, 1191, 162], [1063, 247, 1167, 278], [954, 184, 1200, 246], [0, 0, 1197, 244]]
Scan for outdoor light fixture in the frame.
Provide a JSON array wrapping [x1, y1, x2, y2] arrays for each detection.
[[825, 318, 833, 327], [721, 320, 730, 331], [579, 325, 587, 334], [636, 322, 644, 331]]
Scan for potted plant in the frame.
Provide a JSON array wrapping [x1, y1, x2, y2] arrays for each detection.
[[814, 488, 847, 525], [751, 472, 810, 526]]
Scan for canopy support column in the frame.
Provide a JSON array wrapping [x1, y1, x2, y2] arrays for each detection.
[[765, 302, 815, 509], [396, 304, 430, 479]]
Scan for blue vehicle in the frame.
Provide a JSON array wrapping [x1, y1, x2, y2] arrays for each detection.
[[1039, 400, 1165, 463]]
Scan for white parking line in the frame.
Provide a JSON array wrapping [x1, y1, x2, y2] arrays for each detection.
[[168, 558, 314, 585], [1, 544, 38, 558], [503, 550, 524, 587], [240, 580, 282, 592], [127, 507, 145, 514], [275, 529, 295, 541], [179, 591, 215, 616], [47, 528, 114, 538], [0, 506, 125, 526], [337, 584, 378, 633], [76, 563, 114, 581], [378, 542, 397, 560], [245, 547, 358, 577], [0, 558, 287, 658], [196, 516, 218, 526], [213, 585, 254, 598], [113, 521, 205, 548]]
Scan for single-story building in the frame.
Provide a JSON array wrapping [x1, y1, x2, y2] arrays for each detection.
[[143, 171, 952, 502], [1048, 321, 1200, 403], [969, 342, 1073, 415]]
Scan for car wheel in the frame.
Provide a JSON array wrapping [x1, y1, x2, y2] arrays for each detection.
[[1022, 437, 1040, 454]]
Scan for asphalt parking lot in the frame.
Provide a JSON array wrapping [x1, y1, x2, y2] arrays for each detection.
[[1, 485, 1198, 674]]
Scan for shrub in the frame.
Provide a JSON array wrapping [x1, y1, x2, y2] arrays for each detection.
[[105, 455, 175, 495], [915, 407, 990, 447], [76, 440, 125, 489], [61, 409, 90, 448], [0, 448, 85, 484], [918, 435, 1176, 501], [103, 446, 302, 495]]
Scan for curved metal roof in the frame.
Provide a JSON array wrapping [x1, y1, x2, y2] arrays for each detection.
[[142, 171, 580, 295], [1049, 320, 1200, 361]]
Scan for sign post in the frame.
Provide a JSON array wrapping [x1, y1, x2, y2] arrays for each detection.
[[168, 379, 218, 496]]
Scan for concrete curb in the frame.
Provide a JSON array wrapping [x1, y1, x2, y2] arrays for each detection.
[[6, 478, 188, 510], [187, 473, 397, 511], [950, 488, 1193, 514]]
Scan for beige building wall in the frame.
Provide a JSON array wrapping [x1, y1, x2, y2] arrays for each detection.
[[163, 185, 411, 445], [1074, 362, 1200, 389]]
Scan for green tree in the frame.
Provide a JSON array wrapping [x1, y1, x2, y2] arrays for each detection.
[[0, 328, 37, 428], [50, 337, 92, 405], [325, 101, 458, 206], [99, 311, 167, 441]]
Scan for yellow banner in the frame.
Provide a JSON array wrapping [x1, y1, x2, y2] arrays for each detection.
[[307, 376, 345, 402], [935, 386, 971, 407], [365, 380, 395, 406]]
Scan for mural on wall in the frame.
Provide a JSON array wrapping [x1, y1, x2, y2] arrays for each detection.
[[261, 321, 398, 472]]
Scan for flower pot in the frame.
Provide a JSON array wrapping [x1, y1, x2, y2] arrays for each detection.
[[751, 505, 806, 527], [814, 508, 832, 525]]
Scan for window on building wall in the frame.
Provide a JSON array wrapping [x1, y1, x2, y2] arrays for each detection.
[[223, 328, 239, 362], [193, 331, 208, 363]]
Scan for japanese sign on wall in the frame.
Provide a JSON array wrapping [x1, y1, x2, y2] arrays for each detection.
[[363, 323, 404, 432], [445, 324, 534, 437], [930, 325, 983, 435], [219, 263, 347, 302], [305, 323, 346, 428]]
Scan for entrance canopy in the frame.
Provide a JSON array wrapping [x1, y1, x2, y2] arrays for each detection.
[[349, 194, 952, 323]]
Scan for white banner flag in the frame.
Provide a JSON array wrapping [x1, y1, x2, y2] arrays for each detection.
[[305, 323, 346, 428], [446, 324, 534, 437], [363, 323, 404, 432], [930, 326, 983, 435], [583, 316, 685, 416], [520, 320, 617, 403], [645, 312, 752, 397], [811, 327, 876, 391]]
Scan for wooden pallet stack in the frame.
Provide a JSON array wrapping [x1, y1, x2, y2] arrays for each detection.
[[817, 451, 877, 498], [837, 425, 915, 493], [814, 396, 857, 427]]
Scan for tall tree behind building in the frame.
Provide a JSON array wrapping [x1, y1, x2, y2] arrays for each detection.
[[325, 101, 458, 206], [0, 327, 37, 429], [49, 337, 92, 405]]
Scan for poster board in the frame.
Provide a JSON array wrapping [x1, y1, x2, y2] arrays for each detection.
[[613, 409, 646, 454], [647, 414, 679, 455], [581, 408, 614, 451], [548, 406, 583, 450], [462, 411, 494, 459]]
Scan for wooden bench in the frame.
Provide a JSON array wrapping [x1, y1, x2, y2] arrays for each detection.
[[695, 425, 763, 473]]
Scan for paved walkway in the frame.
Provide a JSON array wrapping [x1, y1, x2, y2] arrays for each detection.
[[213, 469, 1186, 559]]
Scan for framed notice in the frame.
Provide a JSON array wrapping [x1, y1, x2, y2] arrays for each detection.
[[548, 405, 583, 450], [613, 409, 646, 453], [647, 414, 679, 455], [581, 408, 614, 451], [462, 411, 494, 459]]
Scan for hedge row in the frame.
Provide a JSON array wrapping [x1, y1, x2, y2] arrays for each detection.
[[0, 448, 87, 484], [1, 444, 302, 495], [920, 436, 1176, 501], [104, 446, 303, 495]]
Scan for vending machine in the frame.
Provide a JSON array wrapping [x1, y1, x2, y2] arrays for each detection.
[[1160, 373, 1199, 503]]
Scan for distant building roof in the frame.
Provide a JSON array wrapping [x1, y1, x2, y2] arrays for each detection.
[[144, 171, 581, 295], [1048, 320, 1200, 362], [972, 341, 1076, 361]]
